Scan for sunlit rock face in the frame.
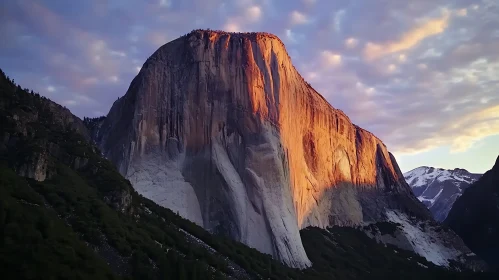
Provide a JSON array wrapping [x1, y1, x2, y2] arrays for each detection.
[[93, 30, 430, 268]]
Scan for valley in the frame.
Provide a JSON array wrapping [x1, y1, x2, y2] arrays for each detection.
[[1, 26, 497, 279]]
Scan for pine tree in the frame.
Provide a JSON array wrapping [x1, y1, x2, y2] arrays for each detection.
[[0, 201, 5, 245], [159, 254, 171, 280], [267, 258, 272, 275], [177, 261, 187, 280], [214, 270, 225, 280], [192, 262, 202, 280], [187, 246, 194, 260]]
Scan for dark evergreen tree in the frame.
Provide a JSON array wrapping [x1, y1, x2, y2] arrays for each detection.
[[159, 254, 172, 280], [177, 261, 187, 280], [214, 270, 225, 280]]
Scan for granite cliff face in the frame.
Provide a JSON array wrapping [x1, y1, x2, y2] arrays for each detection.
[[93, 30, 447, 268]]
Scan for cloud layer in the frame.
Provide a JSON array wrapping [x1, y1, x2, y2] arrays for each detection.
[[1, 0, 498, 165]]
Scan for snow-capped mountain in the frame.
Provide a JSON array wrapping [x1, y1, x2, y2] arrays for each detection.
[[404, 166, 482, 221]]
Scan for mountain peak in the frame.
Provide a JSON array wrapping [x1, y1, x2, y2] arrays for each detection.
[[155, 29, 288, 52], [95, 30, 435, 268], [92, 30, 492, 268], [406, 166, 473, 176], [187, 29, 283, 42], [404, 166, 482, 222], [144, 27, 356, 136], [452, 167, 470, 172]]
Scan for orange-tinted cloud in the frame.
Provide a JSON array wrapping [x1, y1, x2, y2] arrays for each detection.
[[290, 11, 307, 25], [363, 12, 450, 61], [321, 50, 342, 67], [448, 105, 499, 153], [345, 37, 358, 48]]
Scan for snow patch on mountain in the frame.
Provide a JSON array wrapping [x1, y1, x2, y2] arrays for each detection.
[[403, 167, 481, 221], [385, 210, 460, 266], [419, 188, 443, 205]]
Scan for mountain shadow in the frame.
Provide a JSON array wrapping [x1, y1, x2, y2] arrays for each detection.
[[445, 156, 499, 271]]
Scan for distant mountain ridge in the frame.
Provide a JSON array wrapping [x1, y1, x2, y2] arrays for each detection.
[[404, 166, 482, 221]]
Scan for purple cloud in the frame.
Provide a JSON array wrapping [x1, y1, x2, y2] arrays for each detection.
[[1, 0, 498, 160]]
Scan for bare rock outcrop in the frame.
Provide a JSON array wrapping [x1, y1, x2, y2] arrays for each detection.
[[94, 30, 439, 268], [0, 89, 90, 182]]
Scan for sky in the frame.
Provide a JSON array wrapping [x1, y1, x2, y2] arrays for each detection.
[[1, 0, 498, 173]]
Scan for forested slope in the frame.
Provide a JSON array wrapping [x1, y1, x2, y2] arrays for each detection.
[[0, 68, 494, 279]]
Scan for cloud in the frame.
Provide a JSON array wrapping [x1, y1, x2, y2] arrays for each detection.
[[290, 11, 307, 25], [321, 50, 342, 67], [448, 105, 499, 152], [455, 8, 467, 17], [62, 100, 77, 107], [397, 54, 406, 62], [396, 104, 499, 155], [110, 50, 127, 57], [284, 29, 306, 44], [148, 32, 168, 48], [299, 0, 499, 157], [363, 11, 450, 60], [219, 3, 266, 33], [344, 37, 358, 48], [81, 77, 99, 86], [374, 57, 499, 155], [109, 75, 119, 83], [159, 0, 172, 8], [418, 63, 428, 70], [223, 20, 240, 32], [246, 6, 262, 22], [1, 0, 498, 169], [74, 94, 96, 104], [61, 93, 97, 108], [333, 9, 346, 33]]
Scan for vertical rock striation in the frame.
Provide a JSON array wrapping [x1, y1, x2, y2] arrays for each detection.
[[94, 30, 432, 268]]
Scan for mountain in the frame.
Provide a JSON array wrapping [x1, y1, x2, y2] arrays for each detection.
[[300, 225, 490, 279], [90, 29, 479, 269], [2, 69, 493, 279], [404, 167, 482, 221], [445, 156, 499, 270], [0, 68, 254, 279]]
